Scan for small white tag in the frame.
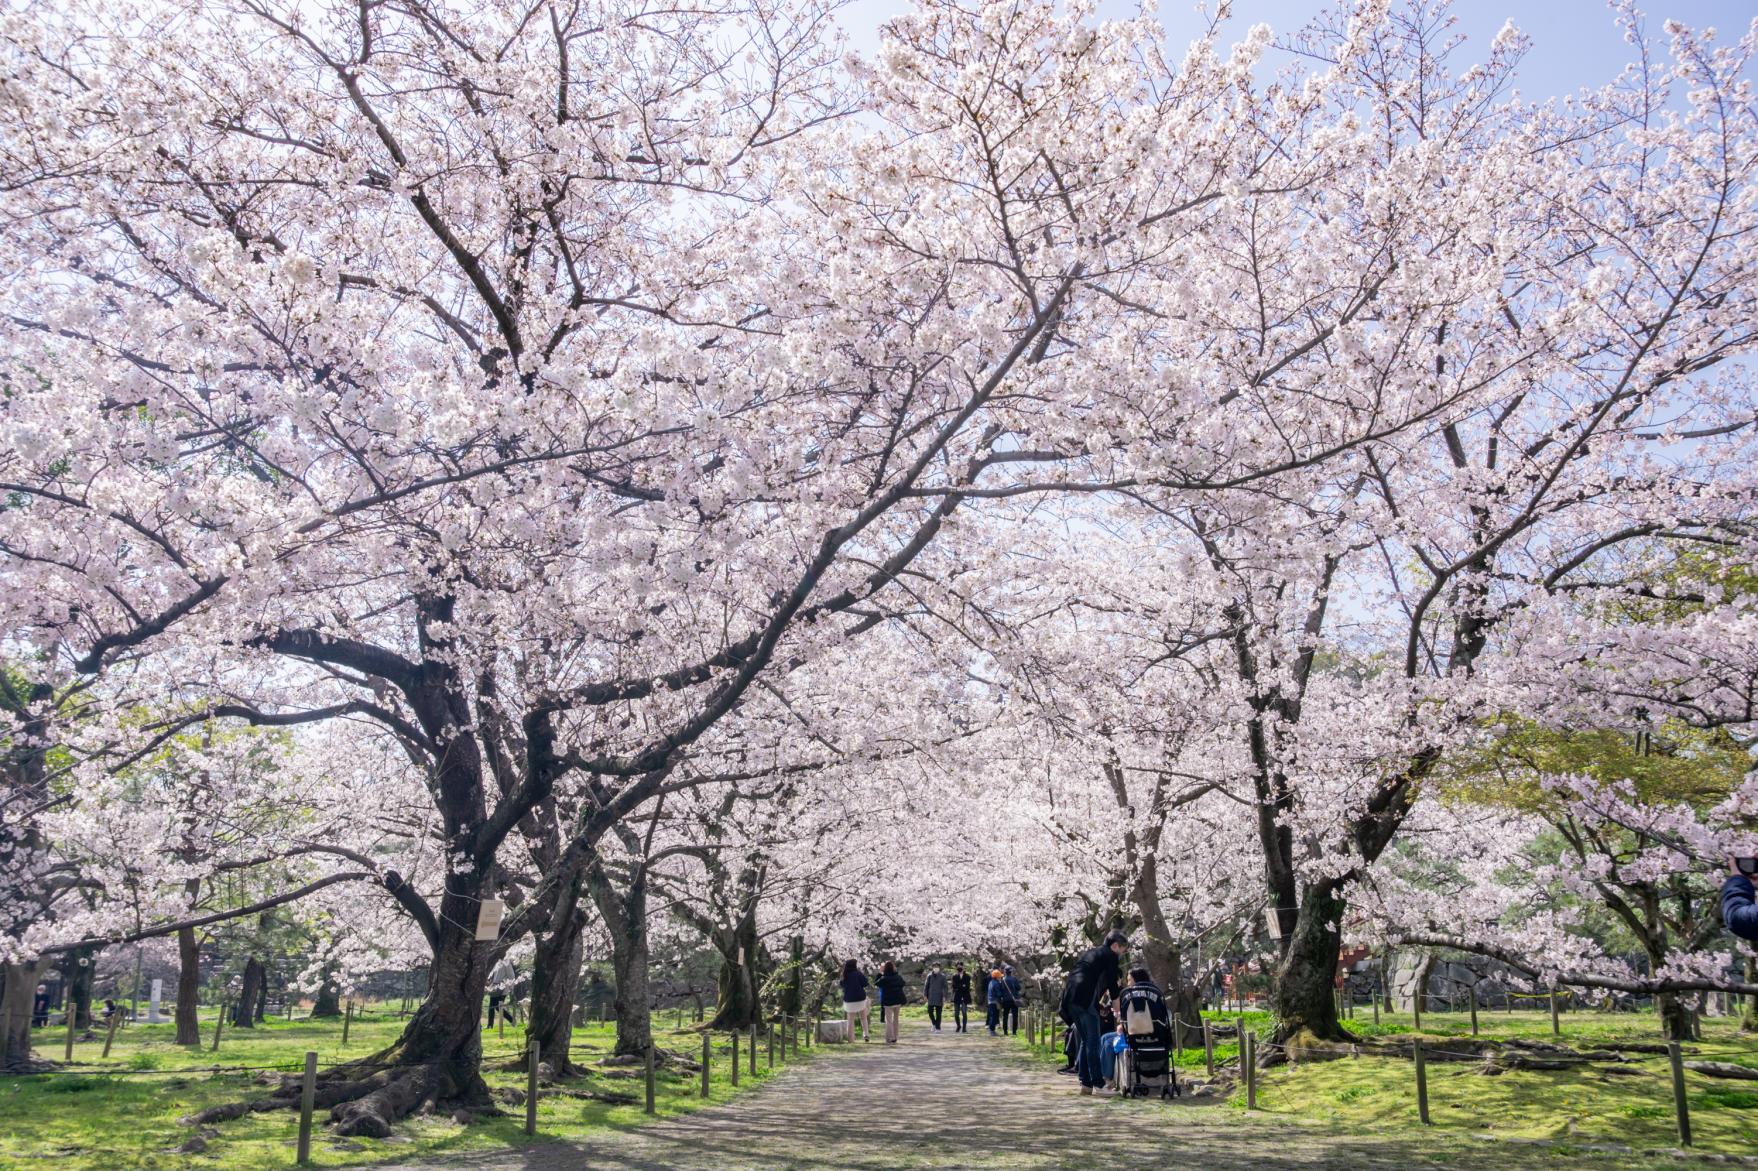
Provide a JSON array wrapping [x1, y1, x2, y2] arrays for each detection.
[[475, 898, 505, 941]]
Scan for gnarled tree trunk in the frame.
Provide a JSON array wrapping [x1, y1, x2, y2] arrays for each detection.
[[586, 859, 653, 1059], [323, 871, 494, 1138], [67, 945, 98, 1031], [527, 897, 587, 1073], [0, 959, 45, 1072], [1131, 851, 1201, 1029], [1272, 883, 1348, 1046], [706, 910, 762, 1031], [233, 957, 264, 1028], [1658, 989, 1702, 1042], [311, 972, 341, 1018]]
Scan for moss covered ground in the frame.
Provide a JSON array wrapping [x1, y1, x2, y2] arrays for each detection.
[[1, 1003, 810, 1170], [1013, 1005, 1758, 1158]]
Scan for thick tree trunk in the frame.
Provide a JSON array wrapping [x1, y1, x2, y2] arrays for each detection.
[[0, 959, 45, 1072], [233, 957, 264, 1028], [312, 972, 342, 1018], [706, 912, 762, 1031], [1272, 883, 1350, 1047], [780, 935, 804, 1016], [327, 873, 494, 1138], [67, 945, 98, 1031], [527, 900, 587, 1073], [1658, 989, 1702, 1042], [1130, 856, 1200, 1028], [175, 922, 202, 1046], [586, 862, 653, 1058]]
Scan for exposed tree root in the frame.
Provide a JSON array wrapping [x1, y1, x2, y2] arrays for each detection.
[[1266, 1025, 1360, 1066], [1686, 1061, 1758, 1081], [181, 1056, 495, 1139]]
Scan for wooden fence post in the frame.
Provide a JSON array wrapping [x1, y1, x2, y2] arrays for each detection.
[[731, 1032, 739, 1087], [767, 1019, 775, 1069], [1668, 1040, 1692, 1147], [342, 1000, 352, 1047], [1468, 985, 1479, 1037], [297, 1050, 317, 1166], [1244, 1032, 1257, 1110], [701, 1032, 711, 1098], [1203, 1021, 1214, 1079], [64, 1005, 77, 1061], [525, 1036, 539, 1136], [211, 1001, 226, 1053], [1373, 995, 1380, 1026], [645, 1043, 656, 1116], [1413, 1040, 1430, 1125], [1174, 1016, 1184, 1060], [1550, 989, 1560, 1038], [102, 1011, 121, 1059], [749, 1022, 757, 1076], [1413, 995, 1422, 1033]]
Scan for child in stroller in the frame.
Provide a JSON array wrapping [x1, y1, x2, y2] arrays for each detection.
[[1115, 967, 1179, 1099]]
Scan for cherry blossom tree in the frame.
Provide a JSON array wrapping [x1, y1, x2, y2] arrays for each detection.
[[2, 0, 1752, 1121]]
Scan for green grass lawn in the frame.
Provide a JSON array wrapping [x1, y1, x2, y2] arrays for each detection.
[[3, 1004, 817, 1170], [1012, 1007, 1758, 1156]]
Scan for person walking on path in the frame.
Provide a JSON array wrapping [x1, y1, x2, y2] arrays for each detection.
[[923, 965, 948, 1032], [951, 963, 973, 1033], [1000, 965, 1022, 1035], [841, 959, 872, 1042], [486, 957, 517, 1027], [985, 968, 1005, 1035], [1062, 931, 1127, 1095], [876, 961, 907, 1044]]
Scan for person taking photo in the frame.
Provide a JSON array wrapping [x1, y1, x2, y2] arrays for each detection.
[[1724, 856, 1758, 941]]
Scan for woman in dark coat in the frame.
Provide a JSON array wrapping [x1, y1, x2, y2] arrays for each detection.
[[876, 961, 907, 1044], [841, 958, 871, 1042]]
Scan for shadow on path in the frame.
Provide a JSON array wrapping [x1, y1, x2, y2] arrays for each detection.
[[382, 1021, 1683, 1170]]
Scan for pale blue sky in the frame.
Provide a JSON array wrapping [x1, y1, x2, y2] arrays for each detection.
[[834, 0, 1754, 99]]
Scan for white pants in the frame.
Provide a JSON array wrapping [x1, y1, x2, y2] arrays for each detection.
[[883, 1005, 901, 1043], [844, 1000, 870, 1039]]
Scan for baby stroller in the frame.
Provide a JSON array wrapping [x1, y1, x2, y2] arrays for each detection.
[[1118, 1002, 1178, 1099]]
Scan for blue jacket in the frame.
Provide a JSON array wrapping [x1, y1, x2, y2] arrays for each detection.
[[1724, 874, 1758, 942]]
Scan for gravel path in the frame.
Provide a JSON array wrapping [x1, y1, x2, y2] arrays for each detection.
[[386, 1021, 1717, 1170]]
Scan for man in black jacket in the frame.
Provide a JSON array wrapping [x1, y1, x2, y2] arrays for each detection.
[[1062, 931, 1127, 1094], [951, 963, 973, 1033]]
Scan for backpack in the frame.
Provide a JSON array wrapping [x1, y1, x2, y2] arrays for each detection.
[[1125, 999, 1154, 1036]]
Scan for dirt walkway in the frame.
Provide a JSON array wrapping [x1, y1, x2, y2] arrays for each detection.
[[390, 1021, 1723, 1170]]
